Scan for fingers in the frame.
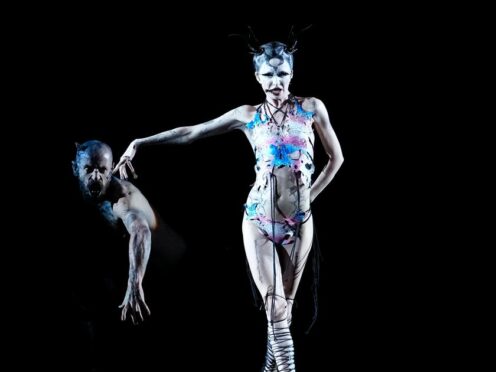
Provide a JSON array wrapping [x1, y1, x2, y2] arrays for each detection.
[[112, 157, 138, 180], [126, 160, 138, 179], [133, 296, 148, 322], [119, 295, 150, 324], [143, 300, 151, 316], [135, 303, 144, 322], [112, 159, 124, 174], [120, 164, 129, 180], [137, 287, 150, 315], [121, 305, 127, 321]]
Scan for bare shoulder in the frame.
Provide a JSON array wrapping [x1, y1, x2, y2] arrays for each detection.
[[112, 178, 141, 198], [298, 96, 326, 113], [120, 179, 145, 196], [110, 178, 156, 226], [233, 104, 258, 123], [112, 178, 150, 209]]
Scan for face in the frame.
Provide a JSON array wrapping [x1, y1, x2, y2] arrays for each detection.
[[73, 145, 113, 200], [256, 59, 293, 99]]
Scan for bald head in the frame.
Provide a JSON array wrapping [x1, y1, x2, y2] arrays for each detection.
[[73, 140, 113, 200], [75, 140, 113, 165]]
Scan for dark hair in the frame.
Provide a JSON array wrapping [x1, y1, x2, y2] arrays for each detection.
[[252, 41, 294, 72]]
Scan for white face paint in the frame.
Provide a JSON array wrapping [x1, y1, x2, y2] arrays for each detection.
[[255, 59, 293, 101]]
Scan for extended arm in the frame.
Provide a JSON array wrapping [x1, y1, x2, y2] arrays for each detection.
[[113, 105, 253, 178], [119, 210, 152, 324], [310, 98, 344, 202]]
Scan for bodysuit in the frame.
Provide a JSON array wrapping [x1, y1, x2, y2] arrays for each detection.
[[244, 95, 315, 245]]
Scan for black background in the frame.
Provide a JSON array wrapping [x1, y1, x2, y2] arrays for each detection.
[[20, 15, 436, 371]]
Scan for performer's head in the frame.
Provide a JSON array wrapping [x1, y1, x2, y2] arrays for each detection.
[[253, 42, 294, 100], [72, 140, 113, 200]]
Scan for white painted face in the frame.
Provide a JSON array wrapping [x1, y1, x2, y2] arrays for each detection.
[[255, 58, 293, 100]]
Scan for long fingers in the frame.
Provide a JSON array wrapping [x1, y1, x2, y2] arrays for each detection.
[[138, 287, 150, 315], [112, 158, 125, 175], [143, 300, 151, 316], [112, 157, 137, 180], [136, 303, 144, 322], [119, 293, 150, 324], [115, 161, 138, 180], [120, 305, 128, 321], [126, 160, 138, 179], [120, 165, 129, 180]]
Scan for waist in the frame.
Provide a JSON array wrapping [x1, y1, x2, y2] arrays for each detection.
[[254, 166, 312, 187], [247, 171, 311, 219]]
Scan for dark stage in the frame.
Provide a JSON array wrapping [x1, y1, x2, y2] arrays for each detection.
[[29, 19, 407, 371]]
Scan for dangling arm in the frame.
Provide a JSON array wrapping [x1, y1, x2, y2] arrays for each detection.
[[309, 98, 344, 203], [112, 185, 155, 324], [113, 105, 254, 179], [117, 209, 151, 324]]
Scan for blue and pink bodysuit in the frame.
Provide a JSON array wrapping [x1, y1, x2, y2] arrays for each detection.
[[244, 96, 315, 245]]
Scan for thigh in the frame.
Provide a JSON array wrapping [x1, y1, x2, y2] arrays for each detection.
[[280, 216, 314, 298], [242, 219, 286, 300]]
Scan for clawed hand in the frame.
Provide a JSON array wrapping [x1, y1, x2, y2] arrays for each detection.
[[119, 283, 150, 325], [113, 156, 138, 180], [113, 140, 139, 179]]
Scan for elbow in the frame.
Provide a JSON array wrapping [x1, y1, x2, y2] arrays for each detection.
[[330, 152, 344, 168]]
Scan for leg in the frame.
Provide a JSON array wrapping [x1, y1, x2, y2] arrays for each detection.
[[243, 219, 295, 372], [243, 220, 287, 320], [279, 216, 314, 325]]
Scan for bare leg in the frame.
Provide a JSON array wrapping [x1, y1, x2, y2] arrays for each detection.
[[280, 216, 314, 325], [243, 219, 299, 372]]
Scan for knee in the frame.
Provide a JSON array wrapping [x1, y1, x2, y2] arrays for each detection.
[[286, 299, 294, 325], [265, 294, 288, 323]]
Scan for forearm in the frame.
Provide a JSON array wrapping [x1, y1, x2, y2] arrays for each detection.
[[135, 108, 245, 148], [311, 155, 344, 202], [126, 220, 151, 285], [136, 126, 193, 147]]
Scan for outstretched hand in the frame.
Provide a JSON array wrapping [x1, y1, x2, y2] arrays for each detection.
[[113, 140, 138, 179], [119, 282, 151, 324]]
